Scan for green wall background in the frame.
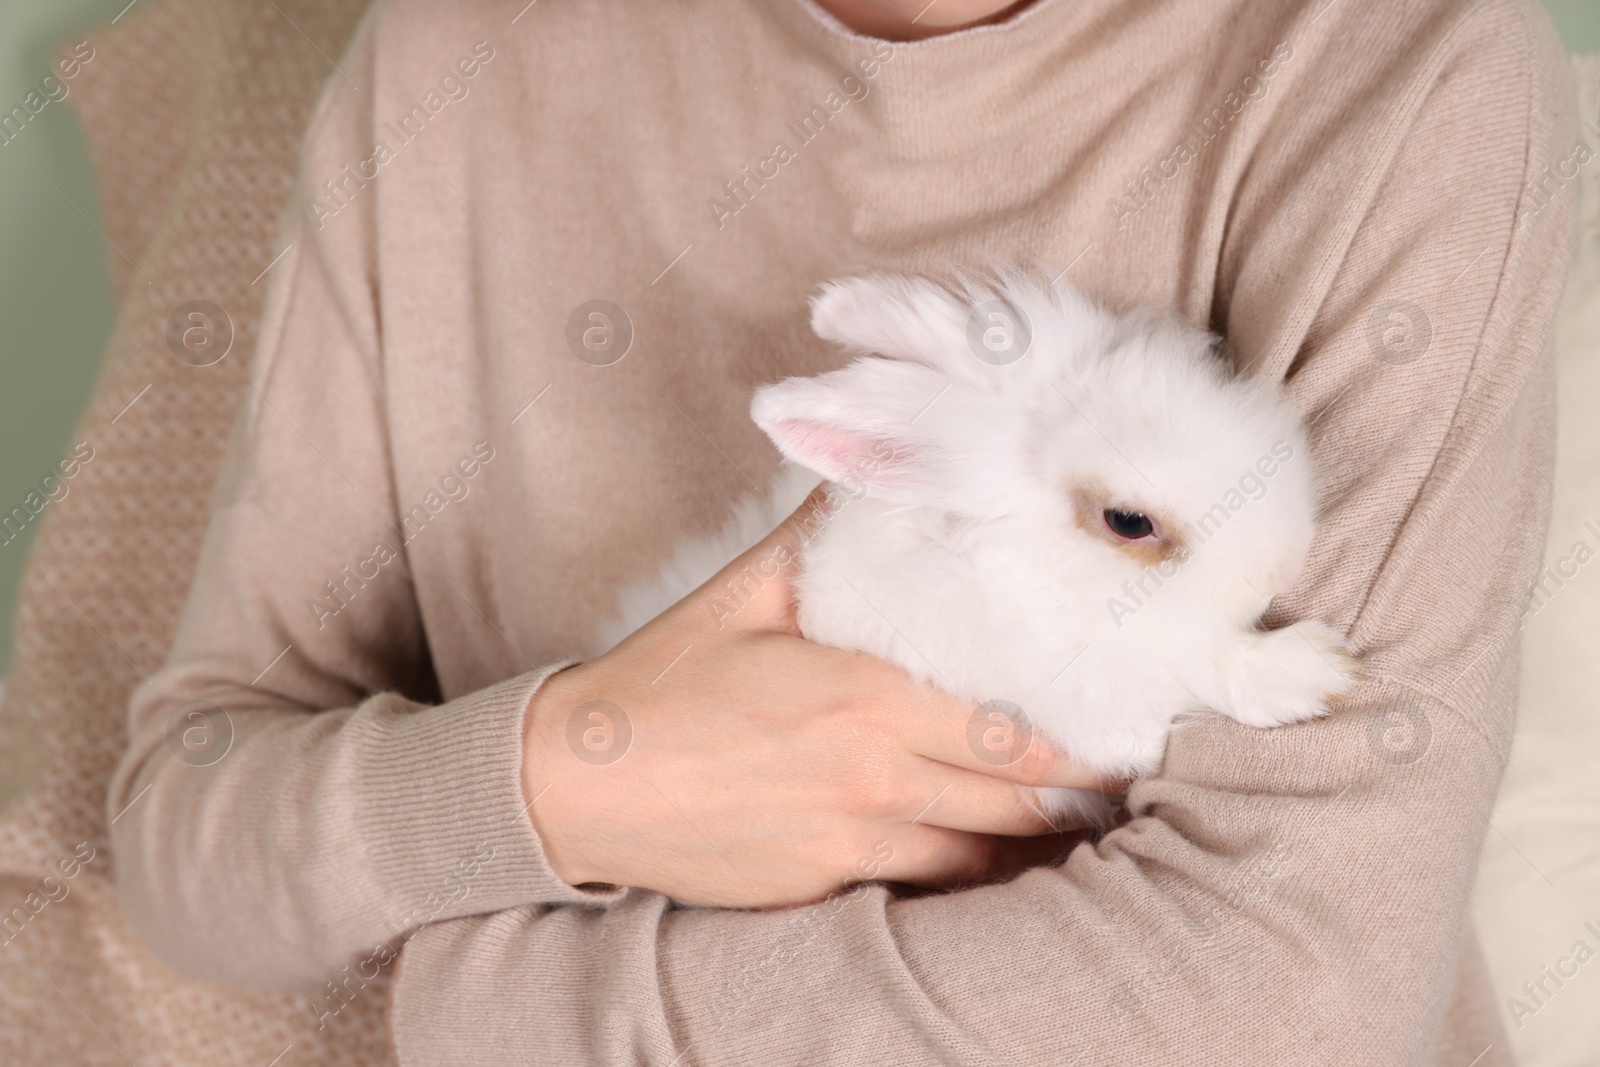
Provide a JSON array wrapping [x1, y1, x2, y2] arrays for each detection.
[[1, 2, 1598, 674], [0, 0, 117, 676]]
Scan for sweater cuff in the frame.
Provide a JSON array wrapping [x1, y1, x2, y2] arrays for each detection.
[[359, 660, 626, 937]]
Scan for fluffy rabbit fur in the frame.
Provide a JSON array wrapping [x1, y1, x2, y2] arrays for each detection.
[[593, 269, 1358, 820]]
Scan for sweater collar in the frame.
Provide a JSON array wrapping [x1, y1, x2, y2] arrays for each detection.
[[751, 0, 1132, 163], [779, 0, 1078, 46]]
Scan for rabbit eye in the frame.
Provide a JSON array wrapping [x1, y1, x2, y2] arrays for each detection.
[[1103, 509, 1155, 541]]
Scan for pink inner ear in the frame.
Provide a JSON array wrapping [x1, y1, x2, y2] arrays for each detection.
[[770, 418, 906, 484]]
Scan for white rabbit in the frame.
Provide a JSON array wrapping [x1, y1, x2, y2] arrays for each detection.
[[593, 268, 1359, 822]]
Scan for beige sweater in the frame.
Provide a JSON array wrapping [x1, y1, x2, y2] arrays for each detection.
[[97, 0, 1577, 1062]]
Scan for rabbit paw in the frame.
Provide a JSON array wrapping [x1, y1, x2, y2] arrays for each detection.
[[1216, 619, 1361, 729]]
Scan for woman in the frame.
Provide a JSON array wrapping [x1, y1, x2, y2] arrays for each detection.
[[109, 0, 1576, 1062]]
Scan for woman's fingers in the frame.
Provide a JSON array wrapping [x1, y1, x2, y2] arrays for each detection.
[[859, 660, 1119, 794], [879, 825, 1085, 893], [886, 762, 1102, 837]]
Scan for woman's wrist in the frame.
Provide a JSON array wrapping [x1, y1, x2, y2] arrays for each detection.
[[521, 661, 608, 887]]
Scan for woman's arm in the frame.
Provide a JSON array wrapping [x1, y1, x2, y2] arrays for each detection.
[[386, 3, 1579, 1063], [103, 6, 630, 992]]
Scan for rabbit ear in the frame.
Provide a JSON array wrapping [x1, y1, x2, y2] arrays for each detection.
[[809, 274, 974, 372], [751, 357, 955, 506], [809, 270, 1060, 389]]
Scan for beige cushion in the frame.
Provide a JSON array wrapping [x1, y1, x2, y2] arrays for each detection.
[[0, 2, 386, 1063]]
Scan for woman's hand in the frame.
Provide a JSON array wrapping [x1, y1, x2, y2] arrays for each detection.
[[521, 489, 1120, 908]]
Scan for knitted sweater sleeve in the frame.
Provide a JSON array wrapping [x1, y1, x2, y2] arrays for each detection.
[[104, 6, 623, 996], [386, 6, 1577, 1066]]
